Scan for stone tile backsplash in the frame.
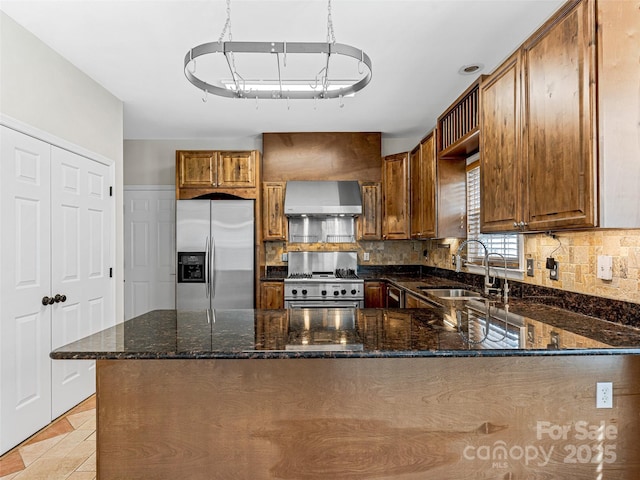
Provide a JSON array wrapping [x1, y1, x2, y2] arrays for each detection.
[[264, 229, 640, 305]]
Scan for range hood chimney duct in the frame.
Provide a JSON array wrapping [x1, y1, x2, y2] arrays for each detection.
[[284, 181, 362, 216]]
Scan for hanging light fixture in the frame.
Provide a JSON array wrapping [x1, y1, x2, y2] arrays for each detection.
[[183, 0, 372, 101]]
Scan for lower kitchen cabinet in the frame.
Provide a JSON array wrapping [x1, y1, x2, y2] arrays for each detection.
[[405, 294, 432, 308], [0, 125, 115, 455], [364, 281, 386, 308], [260, 281, 285, 309]]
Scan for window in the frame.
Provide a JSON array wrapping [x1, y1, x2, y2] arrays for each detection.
[[465, 160, 522, 269]]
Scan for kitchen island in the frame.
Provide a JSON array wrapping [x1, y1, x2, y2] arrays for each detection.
[[52, 306, 640, 479]]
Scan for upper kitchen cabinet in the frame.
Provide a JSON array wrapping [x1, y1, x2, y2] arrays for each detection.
[[358, 182, 382, 240], [480, 50, 523, 233], [177, 151, 215, 189], [521, 0, 596, 231], [176, 150, 260, 199], [382, 152, 410, 240], [481, 0, 639, 232], [262, 182, 287, 241], [410, 133, 436, 239]]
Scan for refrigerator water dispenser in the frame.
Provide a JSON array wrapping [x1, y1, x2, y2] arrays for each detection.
[[177, 252, 206, 283]]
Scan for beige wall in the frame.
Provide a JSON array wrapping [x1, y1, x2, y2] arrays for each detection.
[[0, 12, 125, 319]]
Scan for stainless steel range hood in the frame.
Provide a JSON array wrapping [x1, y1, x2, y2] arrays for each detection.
[[284, 181, 362, 216]]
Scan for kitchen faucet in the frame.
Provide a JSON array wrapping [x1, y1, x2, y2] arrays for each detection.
[[454, 239, 508, 306], [486, 252, 509, 307]]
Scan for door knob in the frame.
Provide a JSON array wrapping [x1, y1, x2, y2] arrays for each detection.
[[54, 294, 67, 303], [42, 296, 54, 306]]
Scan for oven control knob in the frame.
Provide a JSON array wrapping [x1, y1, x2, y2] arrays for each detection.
[[341, 289, 347, 295], [301, 289, 308, 296], [321, 290, 327, 296], [351, 289, 357, 295], [333, 291, 339, 296], [291, 289, 298, 295]]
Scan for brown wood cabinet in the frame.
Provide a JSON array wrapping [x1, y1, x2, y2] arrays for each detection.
[[358, 182, 382, 240], [216, 151, 257, 188], [382, 152, 410, 240], [410, 133, 436, 239], [177, 151, 216, 189], [522, 0, 596, 231], [480, 0, 596, 233], [364, 281, 386, 308], [260, 281, 284, 309], [480, 50, 522, 233], [176, 150, 259, 199], [404, 293, 433, 309], [262, 182, 287, 241]]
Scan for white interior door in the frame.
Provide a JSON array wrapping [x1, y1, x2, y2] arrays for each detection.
[[0, 126, 53, 454], [50, 146, 113, 418], [124, 187, 175, 320]]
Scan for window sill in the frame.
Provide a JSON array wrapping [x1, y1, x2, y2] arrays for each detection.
[[465, 264, 525, 281]]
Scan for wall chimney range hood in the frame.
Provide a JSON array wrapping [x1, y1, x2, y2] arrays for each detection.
[[284, 181, 362, 216]]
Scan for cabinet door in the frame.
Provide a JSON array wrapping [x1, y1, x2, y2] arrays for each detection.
[[50, 147, 114, 418], [0, 126, 52, 454], [217, 151, 256, 188], [359, 182, 382, 240], [523, 0, 596, 230], [364, 281, 386, 308], [382, 153, 410, 239], [409, 148, 422, 238], [260, 282, 284, 309], [480, 51, 522, 232], [419, 134, 437, 237], [262, 182, 287, 240], [405, 294, 432, 308], [177, 151, 215, 189]]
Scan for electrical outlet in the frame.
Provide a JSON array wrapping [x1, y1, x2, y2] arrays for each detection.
[[596, 382, 613, 409], [281, 253, 288, 262], [549, 261, 559, 280], [363, 252, 370, 261], [526, 258, 534, 277]]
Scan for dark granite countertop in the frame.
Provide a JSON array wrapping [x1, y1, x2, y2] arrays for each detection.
[[51, 302, 640, 360]]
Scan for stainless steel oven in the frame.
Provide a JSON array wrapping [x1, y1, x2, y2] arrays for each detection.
[[285, 299, 364, 309], [284, 252, 364, 309]]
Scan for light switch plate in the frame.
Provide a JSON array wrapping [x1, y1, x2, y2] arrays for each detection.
[[526, 258, 534, 277]]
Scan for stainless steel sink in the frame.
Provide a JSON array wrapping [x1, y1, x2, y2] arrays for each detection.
[[423, 288, 484, 299]]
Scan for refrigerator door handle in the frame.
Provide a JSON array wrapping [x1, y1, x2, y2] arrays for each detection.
[[204, 236, 210, 299], [210, 236, 216, 300]]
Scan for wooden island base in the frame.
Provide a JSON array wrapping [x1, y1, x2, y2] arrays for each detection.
[[97, 356, 640, 479]]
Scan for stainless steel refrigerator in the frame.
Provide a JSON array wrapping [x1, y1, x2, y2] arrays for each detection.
[[176, 200, 254, 310]]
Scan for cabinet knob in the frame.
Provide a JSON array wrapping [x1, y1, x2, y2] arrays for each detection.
[[42, 296, 54, 306], [54, 294, 67, 303]]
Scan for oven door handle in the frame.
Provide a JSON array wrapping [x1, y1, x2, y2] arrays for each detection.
[[287, 303, 361, 309]]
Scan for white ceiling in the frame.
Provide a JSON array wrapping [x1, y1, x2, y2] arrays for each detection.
[[0, 0, 564, 142]]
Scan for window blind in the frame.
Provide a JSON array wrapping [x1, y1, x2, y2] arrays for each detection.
[[466, 165, 521, 267]]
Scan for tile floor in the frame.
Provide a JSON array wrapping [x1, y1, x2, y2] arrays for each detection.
[[0, 396, 96, 480]]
